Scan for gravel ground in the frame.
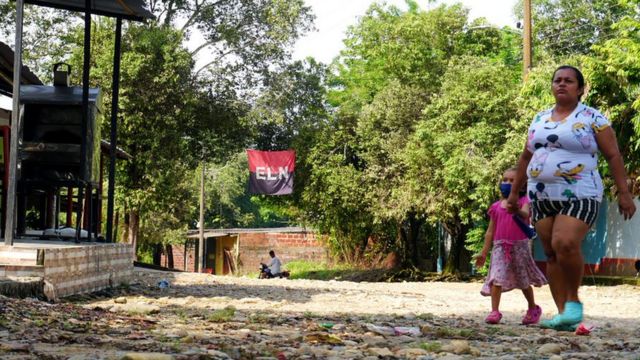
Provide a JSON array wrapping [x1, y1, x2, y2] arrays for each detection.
[[0, 268, 639, 359]]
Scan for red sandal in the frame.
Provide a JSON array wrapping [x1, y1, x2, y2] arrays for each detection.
[[522, 305, 542, 325], [485, 310, 502, 324]]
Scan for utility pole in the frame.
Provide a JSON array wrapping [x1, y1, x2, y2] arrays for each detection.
[[198, 162, 205, 272], [523, 0, 532, 79]]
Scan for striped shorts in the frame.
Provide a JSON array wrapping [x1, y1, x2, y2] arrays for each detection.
[[530, 198, 600, 226]]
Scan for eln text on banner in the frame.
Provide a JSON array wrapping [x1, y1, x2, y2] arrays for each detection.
[[247, 149, 295, 195]]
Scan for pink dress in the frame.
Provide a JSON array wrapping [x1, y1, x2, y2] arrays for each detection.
[[481, 197, 547, 296]]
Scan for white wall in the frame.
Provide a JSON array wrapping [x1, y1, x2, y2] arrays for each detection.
[[604, 198, 640, 259], [0, 94, 11, 111]]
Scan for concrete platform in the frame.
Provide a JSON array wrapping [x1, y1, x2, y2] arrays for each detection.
[[0, 239, 133, 300]]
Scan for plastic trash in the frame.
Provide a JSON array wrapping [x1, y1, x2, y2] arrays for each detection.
[[364, 323, 396, 336], [158, 279, 170, 289], [575, 323, 594, 336], [393, 326, 421, 336]]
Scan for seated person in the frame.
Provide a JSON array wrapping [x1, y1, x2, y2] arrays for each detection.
[[262, 250, 282, 277]]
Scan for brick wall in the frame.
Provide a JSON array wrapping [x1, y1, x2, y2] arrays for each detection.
[[161, 230, 327, 275], [237, 231, 327, 274], [42, 243, 133, 299], [162, 242, 197, 272]]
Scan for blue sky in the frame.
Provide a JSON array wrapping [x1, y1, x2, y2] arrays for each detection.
[[292, 0, 519, 63]]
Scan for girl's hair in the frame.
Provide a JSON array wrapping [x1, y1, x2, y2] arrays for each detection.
[[552, 65, 585, 100], [503, 167, 518, 174]]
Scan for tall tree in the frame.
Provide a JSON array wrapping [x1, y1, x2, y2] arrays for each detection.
[[0, 4, 82, 81], [407, 56, 521, 272], [1, 0, 314, 86], [0, 1, 314, 254], [307, 2, 523, 268], [65, 21, 199, 249], [584, 0, 640, 188], [515, 0, 629, 57], [148, 0, 314, 85]]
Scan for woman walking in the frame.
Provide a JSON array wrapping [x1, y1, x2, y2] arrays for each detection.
[[507, 65, 636, 330]]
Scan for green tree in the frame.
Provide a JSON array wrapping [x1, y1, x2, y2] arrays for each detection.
[[356, 81, 430, 265], [584, 1, 640, 186], [307, 2, 524, 268], [515, 0, 630, 57], [407, 56, 521, 272], [1, 0, 314, 85], [1, 1, 315, 257], [149, 0, 314, 85], [0, 4, 81, 80], [66, 22, 198, 250]]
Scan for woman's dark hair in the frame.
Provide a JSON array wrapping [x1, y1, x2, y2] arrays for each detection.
[[552, 65, 585, 100]]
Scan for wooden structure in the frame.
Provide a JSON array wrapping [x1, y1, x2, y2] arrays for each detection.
[[0, 1, 153, 299], [6, 0, 153, 245]]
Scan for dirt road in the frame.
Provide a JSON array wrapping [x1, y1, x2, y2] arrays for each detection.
[[0, 268, 639, 359]]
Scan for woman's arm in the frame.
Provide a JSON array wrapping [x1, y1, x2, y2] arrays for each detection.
[[507, 145, 533, 214], [476, 219, 496, 268], [596, 127, 636, 220], [517, 202, 530, 220]]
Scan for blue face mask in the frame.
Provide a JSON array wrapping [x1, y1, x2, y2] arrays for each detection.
[[500, 183, 512, 198]]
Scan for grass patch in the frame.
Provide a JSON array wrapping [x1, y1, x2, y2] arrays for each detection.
[[207, 306, 236, 323], [303, 311, 318, 320], [249, 311, 271, 324], [432, 326, 477, 339], [420, 341, 442, 352], [283, 260, 484, 283], [417, 313, 435, 321], [285, 260, 375, 281]]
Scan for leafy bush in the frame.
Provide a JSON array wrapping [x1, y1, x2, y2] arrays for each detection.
[[465, 220, 489, 276]]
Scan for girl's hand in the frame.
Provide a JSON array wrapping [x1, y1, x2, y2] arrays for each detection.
[[506, 192, 519, 214], [618, 192, 636, 220], [475, 252, 487, 268]]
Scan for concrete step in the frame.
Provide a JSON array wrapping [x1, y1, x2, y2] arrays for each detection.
[[0, 276, 44, 298], [0, 264, 44, 278], [0, 248, 42, 266]]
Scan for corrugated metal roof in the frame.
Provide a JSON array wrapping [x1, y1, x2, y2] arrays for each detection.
[[25, 0, 154, 21], [20, 84, 100, 106], [186, 227, 315, 239], [0, 41, 43, 95]]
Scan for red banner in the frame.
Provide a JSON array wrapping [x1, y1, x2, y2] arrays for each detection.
[[247, 150, 295, 195]]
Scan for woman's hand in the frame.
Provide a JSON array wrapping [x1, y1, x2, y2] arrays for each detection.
[[506, 192, 520, 214], [618, 192, 636, 220]]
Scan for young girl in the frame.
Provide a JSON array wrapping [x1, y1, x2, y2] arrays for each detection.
[[476, 168, 548, 324]]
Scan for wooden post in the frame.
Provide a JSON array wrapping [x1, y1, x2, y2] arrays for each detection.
[[198, 162, 205, 272], [523, 0, 532, 79], [5, 0, 24, 245], [106, 17, 123, 243], [66, 187, 73, 227]]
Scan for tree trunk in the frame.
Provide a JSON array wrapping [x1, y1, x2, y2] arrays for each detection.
[[442, 217, 471, 274], [122, 208, 129, 243], [166, 244, 174, 269], [358, 233, 369, 260], [127, 209, 140, 260], [153, 243, 162, 265], [399, 213, 424, 267]]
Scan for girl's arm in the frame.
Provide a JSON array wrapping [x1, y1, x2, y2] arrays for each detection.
[[475, 219, 495, 268]]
